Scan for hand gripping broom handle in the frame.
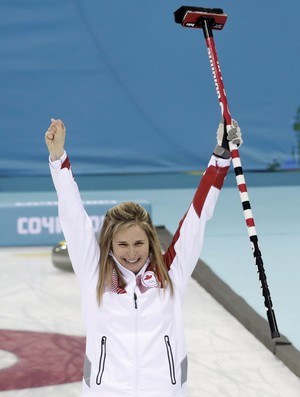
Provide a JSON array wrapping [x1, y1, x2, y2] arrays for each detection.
[[174, 7, 280, 338]]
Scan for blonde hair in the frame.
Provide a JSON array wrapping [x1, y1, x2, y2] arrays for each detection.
[[96, 201, 173, 304]]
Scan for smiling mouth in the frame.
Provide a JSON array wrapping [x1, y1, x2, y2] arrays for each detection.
[[124, 258, 140, 264]]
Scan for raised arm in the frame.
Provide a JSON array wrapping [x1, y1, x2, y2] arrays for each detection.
[[45, 119, 100, 283], [163, 119, 243, 288]]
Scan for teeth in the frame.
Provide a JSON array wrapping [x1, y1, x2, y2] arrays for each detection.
[[126, 259, 138, 263]]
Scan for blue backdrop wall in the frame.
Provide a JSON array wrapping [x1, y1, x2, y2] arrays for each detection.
[[0, 0, 299, 176]]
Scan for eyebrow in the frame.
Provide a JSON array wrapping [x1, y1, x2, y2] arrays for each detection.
[[116, 239, 146, 244]]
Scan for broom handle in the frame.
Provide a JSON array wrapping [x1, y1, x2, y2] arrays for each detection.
[[202, 19, 280, 339]]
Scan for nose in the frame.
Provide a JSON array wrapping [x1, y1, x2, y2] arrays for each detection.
[[127, 245, 136, 258]]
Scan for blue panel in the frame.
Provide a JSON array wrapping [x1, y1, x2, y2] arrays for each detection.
[[0, 0, 299, 175], [0, 198, 151, 247]]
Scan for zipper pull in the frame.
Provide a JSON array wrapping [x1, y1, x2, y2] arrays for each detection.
[[133, 292, 138, 309]]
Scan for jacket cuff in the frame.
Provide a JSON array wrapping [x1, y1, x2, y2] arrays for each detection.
[[208, 154, 231, 168], [49, 151, 67, 169]]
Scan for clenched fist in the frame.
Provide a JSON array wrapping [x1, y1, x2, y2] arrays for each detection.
[[45, 118, 66, 161]]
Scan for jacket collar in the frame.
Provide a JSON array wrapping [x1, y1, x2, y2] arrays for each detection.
[[109, 251, 150, 281]]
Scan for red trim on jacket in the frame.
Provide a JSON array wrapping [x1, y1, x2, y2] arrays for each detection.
[[61, 156, 71, 170], [193, 165, 229, 217], [163, 218, 184, 271], [163, 164, 229, 270]]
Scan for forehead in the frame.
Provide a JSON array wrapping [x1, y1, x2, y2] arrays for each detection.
[[113, 224, 148, 241]]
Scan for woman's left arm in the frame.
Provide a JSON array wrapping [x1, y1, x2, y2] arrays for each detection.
[[163, 119, 242, 287], [163, 156, 230, 287]]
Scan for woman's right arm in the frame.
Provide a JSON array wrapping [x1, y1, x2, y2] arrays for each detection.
[[45, 119, 100, 282]]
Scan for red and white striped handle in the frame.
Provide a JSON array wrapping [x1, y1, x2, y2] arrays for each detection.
[[202, 18, 280, 339]]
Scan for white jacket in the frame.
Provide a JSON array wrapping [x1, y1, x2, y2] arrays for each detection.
[[50, 153, 230, 397]]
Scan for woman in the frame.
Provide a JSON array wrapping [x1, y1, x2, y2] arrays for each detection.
[[45, 118, 242, 397]]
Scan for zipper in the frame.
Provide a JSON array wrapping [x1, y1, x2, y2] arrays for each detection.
[[133, 292, 138, 309], [133, 289, 139, 396], [96, 336, 107, 385], [164, 335, 176, 385]]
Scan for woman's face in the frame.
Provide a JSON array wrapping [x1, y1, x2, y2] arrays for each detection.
[[112, 224, 150, 274]]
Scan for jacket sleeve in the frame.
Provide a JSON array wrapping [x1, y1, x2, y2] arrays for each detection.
[[49, 152, 100, 285], [163, 155, 230, 290]]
